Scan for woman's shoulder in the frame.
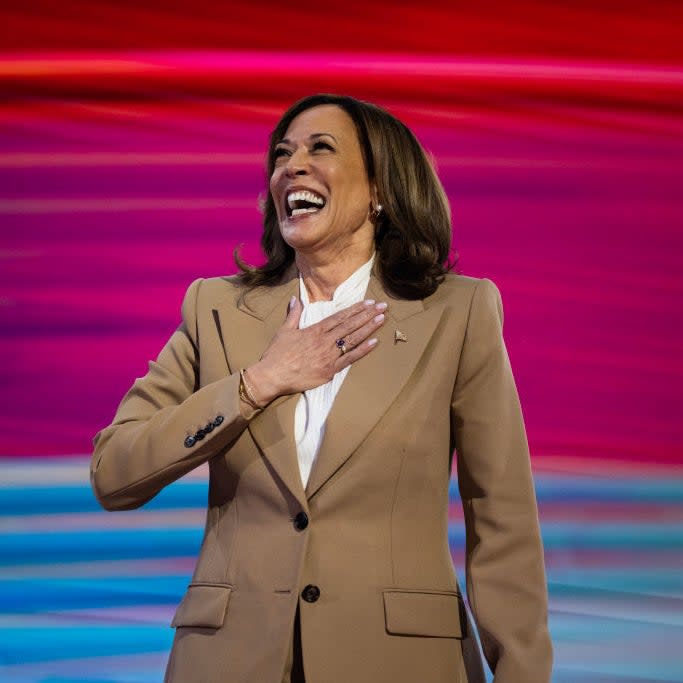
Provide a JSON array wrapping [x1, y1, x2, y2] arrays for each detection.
[[425, 274, 504, 331], [426, 272, 499, 306], [182, 274, 245, 300], [175, 275, 247, 321]]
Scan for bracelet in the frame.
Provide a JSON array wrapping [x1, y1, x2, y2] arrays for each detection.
[[239, 368, 262, 411]]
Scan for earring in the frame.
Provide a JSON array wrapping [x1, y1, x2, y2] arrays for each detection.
[[370, 204, 383, 221]]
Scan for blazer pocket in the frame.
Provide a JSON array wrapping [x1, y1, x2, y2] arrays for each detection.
[[171, 583, 233, 629], [383, 589, 465, 639]]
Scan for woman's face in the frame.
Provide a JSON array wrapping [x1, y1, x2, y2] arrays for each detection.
[[269, 104, 375, 257]]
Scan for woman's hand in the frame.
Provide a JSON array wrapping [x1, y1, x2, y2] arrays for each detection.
[[245, 297, 387, 407]]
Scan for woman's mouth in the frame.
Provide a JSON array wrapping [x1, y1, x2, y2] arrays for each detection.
[[286, 189, 326, 218]]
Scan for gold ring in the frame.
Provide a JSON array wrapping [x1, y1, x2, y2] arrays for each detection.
[[335, 338, 348, 355]]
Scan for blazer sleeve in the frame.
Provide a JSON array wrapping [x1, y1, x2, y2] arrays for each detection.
[[90, 278, 251, 511], [451, 278, 553, 683]]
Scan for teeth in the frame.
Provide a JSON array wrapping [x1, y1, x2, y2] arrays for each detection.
[[287, 190, 325, 208], [291, 207, 320, 216]]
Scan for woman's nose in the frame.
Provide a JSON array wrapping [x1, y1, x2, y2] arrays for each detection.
[[284, 148, 310, 176]]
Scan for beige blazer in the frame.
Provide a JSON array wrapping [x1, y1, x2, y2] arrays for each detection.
[[91, 267, 552, 683]]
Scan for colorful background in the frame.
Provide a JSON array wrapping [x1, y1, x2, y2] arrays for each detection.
[[1, 2, 682, 682]]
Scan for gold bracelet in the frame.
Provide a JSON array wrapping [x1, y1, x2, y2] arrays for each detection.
[[239, 368, 262, 411]]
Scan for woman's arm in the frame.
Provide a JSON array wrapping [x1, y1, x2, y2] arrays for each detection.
[[451, 278, 553, 683], [90, 279, 387, 512], [90, 278, 252, 511]]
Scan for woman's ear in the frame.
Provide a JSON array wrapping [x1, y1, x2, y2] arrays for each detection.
[[370, 183, 380, 209], [369, 187, 384, 224]]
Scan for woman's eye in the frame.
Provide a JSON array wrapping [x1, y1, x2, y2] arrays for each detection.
[[312, 141, 334, 152], [273, 147, 290, 160]]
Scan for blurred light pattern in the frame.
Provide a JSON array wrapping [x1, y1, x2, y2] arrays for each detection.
[[1, 2, 682, 682], [0, 457, 681, 682], [2, 40, 682, 461]]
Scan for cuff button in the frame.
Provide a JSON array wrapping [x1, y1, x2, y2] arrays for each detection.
[[212, 415, 225, 427], [184, 435, 196, 448]]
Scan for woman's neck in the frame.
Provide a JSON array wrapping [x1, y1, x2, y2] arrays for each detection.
[[296, 247, 374, 303]]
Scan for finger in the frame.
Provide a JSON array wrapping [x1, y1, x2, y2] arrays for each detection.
[[320, 299, 379, 333], [334, 337, 379, 372], [343, 314, 386, 350], [332, 306, 386, 342], [283, 296, 302, 330]]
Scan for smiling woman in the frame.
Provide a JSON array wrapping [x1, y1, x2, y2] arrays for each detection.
[[235, 94, 453, 301], [269, 105, 375, 283], [91, 94, 552, 683]]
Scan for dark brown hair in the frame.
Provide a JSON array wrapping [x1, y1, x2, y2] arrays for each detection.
[[234, 94, 456, 300]]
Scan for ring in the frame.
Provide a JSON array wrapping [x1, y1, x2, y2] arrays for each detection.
[[335, 338, 348, 355]]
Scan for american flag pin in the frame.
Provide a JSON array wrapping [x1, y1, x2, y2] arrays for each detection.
[[394, 329, 408, 344]]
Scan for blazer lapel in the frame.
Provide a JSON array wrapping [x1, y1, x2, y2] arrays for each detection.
[[214, 267, 307, 508], [305, 275, 445, 500]]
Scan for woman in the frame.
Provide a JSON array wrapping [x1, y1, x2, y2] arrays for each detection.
[[91, 94, 552, 683]]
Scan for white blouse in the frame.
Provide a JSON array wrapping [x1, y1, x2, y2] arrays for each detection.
[[295, 255, 375, 487]]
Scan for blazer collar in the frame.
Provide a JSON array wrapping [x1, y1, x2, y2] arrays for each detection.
[[236, 261, 299, 321], [236, 260, 423, 322], [304, 275, 442, 499], [216, 266, 443, 506]]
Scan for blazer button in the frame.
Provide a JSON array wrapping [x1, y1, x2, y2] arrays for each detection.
[[184, 435, 196, 448], [301, 584, 320, 603], [212, 415, 224, 427], [293, 511, 309, 531]]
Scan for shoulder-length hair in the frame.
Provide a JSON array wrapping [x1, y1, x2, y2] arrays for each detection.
[[234, 94, 456, 300]]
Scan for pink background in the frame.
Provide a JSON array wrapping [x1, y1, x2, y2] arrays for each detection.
[[1, 6, 682, 683], [1, 2, 682, 465]]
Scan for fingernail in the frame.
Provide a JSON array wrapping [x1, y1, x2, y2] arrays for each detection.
[[364, 299, 375, 305], [374, 313, 385, 323], [368, 338, 378, 347], [289, 296, 296, 309], [376, 302, 388, 310]]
